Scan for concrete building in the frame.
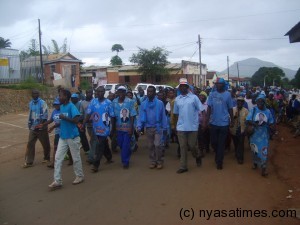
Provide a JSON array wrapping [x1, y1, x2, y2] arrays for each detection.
[[0, 48, 21, 84]]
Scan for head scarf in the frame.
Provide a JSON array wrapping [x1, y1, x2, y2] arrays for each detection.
[[256, 94, 266, 102]]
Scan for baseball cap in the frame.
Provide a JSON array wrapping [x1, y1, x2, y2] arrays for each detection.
[[71, 93, 79, 98], [179, 78, 188, 86], [53, 99, 61, 105], [117, 86, 127, 91]]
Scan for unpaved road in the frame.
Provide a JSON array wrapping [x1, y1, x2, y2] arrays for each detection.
[[0, 113, 299, 225]]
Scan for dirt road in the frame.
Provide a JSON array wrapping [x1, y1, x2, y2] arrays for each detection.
[[0, 113, 299, 225]]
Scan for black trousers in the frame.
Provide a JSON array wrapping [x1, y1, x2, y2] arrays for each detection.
[[93, 136, 112, 168], [210, 125, 229, 166], [78, 128, 90, 152], [232, 130, 245, 162]]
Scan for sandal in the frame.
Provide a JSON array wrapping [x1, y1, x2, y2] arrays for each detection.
[[23, 163, 33, 168]]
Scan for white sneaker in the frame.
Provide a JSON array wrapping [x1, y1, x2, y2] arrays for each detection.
[[48, 181, 62, 190], [72, 176, 84, 185]]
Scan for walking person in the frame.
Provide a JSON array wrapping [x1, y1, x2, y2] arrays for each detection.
[[230, 96, 249, 164], [79, 89, 97, 164], [23, 89, 51, 168], [137, 86, 168, 169], [173, 78, 205, 174], [206, 78, 234, 170], [112, 86, 137, 169], [246, 94, 274, 177], [197, 91, 208, 156], [41, 99, 61, 168], [48, 89, 84, 190], [83, 86, 115, 172], [71, 93, 90, 153]]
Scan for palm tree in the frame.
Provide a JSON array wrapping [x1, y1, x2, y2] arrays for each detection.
[[42, 38, 68, 55], [0, 37, 12, 48]]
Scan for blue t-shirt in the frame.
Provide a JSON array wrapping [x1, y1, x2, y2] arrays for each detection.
[[112, 97, 137, 132], [59, 102, 80, 139], [86, 98, 115, 137], [28, 98, 48, 130], [137, 98, 168, 130], [51, 109, 61, 135], [207, 91, 233, 126], [173, 92, 204, 131]]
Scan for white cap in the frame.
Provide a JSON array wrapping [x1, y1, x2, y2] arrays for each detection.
[[117, 86, 127, 91], [179, 78, 188, 85]]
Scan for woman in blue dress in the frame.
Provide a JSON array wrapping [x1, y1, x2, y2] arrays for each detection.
[[246, 94, 274, 177]]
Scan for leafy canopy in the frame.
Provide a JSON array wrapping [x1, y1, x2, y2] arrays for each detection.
[[251, 67, 285, 87], [129, 47, 170, 83], [110, 55, 123, 66], [290, 67, 300, 88], [111, 44, 124, 55]]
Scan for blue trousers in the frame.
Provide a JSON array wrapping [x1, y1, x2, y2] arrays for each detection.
[[117, 131, 131, 166]]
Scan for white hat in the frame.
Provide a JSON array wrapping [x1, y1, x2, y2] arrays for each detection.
[[117, 86, 127, 91], [179, 78, 188, 85]]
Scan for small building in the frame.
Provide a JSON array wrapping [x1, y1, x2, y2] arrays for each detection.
[[285, 21, 300, 43], [81, 60, 207, 88], [0, 48, 21, 84], [229, 76, 251, 88], [43, 53, 83, 87], [205, 71, 218, 87]]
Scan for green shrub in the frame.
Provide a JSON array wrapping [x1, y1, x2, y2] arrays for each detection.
[[80, 80, 92, 90], [0, 76, 48, 91]]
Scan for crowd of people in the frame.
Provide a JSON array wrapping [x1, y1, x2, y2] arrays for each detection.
[[22, 78, 300, 190]]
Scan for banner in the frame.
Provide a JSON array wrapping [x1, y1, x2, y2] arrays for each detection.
[[53, 72, 62, 80], [0, 58, 9, 66]]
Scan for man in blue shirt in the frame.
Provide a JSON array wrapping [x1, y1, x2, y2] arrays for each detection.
[[112, 86, 137, 169], [207, 78, 234, 170], [173, 78, 205, 174], [137, 86, 167, 169], [48, 89, 84, 190], [23, 89, 51, 168], [83, 86, 115, 172], [71, 93, 90, 154], [41, 99, 61, 168]]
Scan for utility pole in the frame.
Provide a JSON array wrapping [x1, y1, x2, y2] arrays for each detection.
[[237, 62, 240, 88], [227, 56, 230, 83], [198, 34, 202, 89], [38, 19, 44, 84]]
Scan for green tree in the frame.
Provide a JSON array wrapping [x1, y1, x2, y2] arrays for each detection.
[[0, 37, 12, 48], [111, 44, 124, 55], [251, 67, 285, 87], [110, 55, 123, 66], [290, 67, 300, 88], [129, 47, 170, 83]]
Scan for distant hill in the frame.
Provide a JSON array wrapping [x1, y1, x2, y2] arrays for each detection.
[[219, 58, 296, 79]]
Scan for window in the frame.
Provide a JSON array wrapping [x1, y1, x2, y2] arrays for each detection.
[[124, 76, 130, 83], [71, 65, 76, 75], [50, 65, 56, 79]]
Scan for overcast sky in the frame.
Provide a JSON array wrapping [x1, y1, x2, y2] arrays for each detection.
[[1, 0, 300, 72]]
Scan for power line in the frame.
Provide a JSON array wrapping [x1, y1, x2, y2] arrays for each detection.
[[202, 37, 287, 41]]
